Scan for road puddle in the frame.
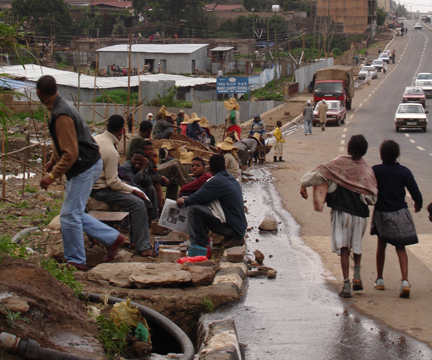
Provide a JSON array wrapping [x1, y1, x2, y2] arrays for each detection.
[[202, 166, 432, 359]]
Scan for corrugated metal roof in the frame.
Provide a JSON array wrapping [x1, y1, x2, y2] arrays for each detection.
[[0, 65, 216, 89], [204, 4, 244, 11], [0, 78, 34, 90], [97, 44, 209, 54], [210, 47, 234, 51], [92, 1, 132, 8]]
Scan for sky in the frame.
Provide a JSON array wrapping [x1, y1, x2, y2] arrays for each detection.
[[399, 0, 432, 14]]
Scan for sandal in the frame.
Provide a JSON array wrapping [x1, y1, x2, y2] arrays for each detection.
[[88, 236, 107, 250], [137, 250, 157, 257]]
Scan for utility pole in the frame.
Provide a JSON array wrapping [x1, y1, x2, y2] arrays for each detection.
[[274, 21, 277, 85], [125, 33, 132, 156], [302, 29, 305, 67]]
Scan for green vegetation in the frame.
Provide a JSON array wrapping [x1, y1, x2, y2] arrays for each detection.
[[0, 234, 28, 261], [57, 61, 70, 70], [95, 89, 139, 105], [247, 76, 292, 102], [11, 108, 47, 124], [201, 297, 215, 312], [40, 258, 83, 295], [377, 8, 386, 26], [96, 315, 131, 360], [0, 305, 30, 329], [146, 85, 192, 108]]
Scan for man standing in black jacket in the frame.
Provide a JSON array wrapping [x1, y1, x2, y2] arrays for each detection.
[[37, 75, 125, 271]]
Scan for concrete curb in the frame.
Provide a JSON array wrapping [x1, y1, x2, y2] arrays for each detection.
[[384, 33, 397, 52], [197, 319, 242, 360], [212, 247, 247, 291], [280, 113, 303, 131]]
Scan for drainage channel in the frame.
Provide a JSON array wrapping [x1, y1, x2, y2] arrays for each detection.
[[201, 165, 432, 359]]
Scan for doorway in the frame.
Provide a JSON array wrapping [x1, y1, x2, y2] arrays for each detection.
[[160, 59, 166, 73], [192, 60, 196, 73]]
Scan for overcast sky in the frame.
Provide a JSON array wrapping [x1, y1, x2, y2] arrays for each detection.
[[400, 0, 432, 14]]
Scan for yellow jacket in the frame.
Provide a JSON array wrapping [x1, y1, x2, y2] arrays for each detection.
[[273, 127, 285, 143]]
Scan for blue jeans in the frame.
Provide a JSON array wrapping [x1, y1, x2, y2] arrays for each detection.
[[304, 120, 312, 134], [61, 159, 119, 265], [187, 205, 236, 247]]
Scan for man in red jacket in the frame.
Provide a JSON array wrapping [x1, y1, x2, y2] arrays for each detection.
[[179, 157, 211, 197]]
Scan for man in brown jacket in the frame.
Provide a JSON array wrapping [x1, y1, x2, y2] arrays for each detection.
[[318, 100, 328, 131], [37, 75, 125, 271]]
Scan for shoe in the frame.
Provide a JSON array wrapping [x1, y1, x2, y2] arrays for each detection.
[[66, 262, 88, 272], [103, 234, 126, 263], [338, 279, 352, 298], [278, 157, 285, 162], [400, 280, 410, 298], [273, 156, 278, 162], [352, 265, 363, 291], [137, 250, 157, 257], [305, 133, 308, 136], [223, 236, 245, 248], [374, 278, 385, 290]]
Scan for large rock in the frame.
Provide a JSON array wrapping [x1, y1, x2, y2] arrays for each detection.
[[225, 245, 246, 263], [87, 263, 192, 288], [86, 198, 121, 211], [0, 296, 29, 313], [258, 216, 278, 231], [47, 215, 61, 230], [254, 250, 265, 264], [183, 266, 216, 287]]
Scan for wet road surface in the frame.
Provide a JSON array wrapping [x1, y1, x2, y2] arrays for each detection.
[[202, 166, 432, 360]]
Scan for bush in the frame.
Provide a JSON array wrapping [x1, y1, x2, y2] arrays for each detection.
[[332, 48, 342, 57], [95, 90, 139, 105], [146, 86, 192, 108]]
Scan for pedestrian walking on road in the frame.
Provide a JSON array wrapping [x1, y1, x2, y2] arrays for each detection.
[[36, 75, 124, 271], [371, 140, 422, 298], [273, 121, 285, 162], [300, 135, 378, 298], [318, 100, 328, 131], [303, 100, 313, 135], [378, 47, 381, 54]]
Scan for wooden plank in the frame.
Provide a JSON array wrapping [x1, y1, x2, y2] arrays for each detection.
[[88, 211, 129, 222]]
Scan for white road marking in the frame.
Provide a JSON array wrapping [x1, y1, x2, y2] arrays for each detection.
[[417, 146, 425, 151], [405, 134, 410, 137], [410, 139, 416, 143], [339, 147, 344, 152], [343, 128, 348, 132], [340, 140, 345, 145], [354, 109, 359, 113], [359, 103, 363, 107], [349, 115, 354, 119], [342, 134, 346, 138]]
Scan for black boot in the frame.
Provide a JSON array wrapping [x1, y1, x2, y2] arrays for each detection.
[[274, 156, 278, 162], [279, 157, 285, 162]]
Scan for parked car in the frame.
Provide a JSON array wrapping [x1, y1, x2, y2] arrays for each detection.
[[402, 87, 426, 107], [378, 53, 390, 63], [394, 103, 428, 132], [358, 67, 373, 82], [414, 22, 422, 29], [360, 65, 378, 79], [313, 100, 346, 127], [371, 59, 384, 72]]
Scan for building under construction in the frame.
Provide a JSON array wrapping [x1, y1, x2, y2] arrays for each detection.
[[316, 0, 377, 34]]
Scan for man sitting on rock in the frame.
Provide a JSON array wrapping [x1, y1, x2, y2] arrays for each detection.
[[121, 149, 159, 220], [126, 120, 153, 160], [91, 115, 155, 257], [179, 157, 212, 197], [142, 140, 192, 204], [177, 154, 247, 249]]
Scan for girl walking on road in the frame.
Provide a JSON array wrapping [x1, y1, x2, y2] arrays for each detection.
[[371, 140, 423, 298]]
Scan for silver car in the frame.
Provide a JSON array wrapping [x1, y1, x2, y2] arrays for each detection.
[[360, 65, 378, 79], [378, 53, 390, 64], [371, 59, 384, 72]]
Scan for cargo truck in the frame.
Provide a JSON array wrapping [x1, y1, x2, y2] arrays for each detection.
[[312, 65, 354, 110]]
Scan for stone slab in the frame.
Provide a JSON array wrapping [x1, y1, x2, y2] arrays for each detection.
[[225, 245, 246, 263], [87, 262, 192, 287]]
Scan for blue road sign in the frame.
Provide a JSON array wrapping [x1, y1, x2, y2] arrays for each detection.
[[216, 77, 249, 94]]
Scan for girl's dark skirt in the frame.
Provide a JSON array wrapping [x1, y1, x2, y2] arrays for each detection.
[[371, 207, 418, 246]]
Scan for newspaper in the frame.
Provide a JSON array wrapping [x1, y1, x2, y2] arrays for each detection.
[[158, 199, 189, 234]]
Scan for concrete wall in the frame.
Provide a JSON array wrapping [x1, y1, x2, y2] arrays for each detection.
[[98, 47, 209, 74], [316, 0, 368, 33], [211, 11, 294, 25], [294, 58, 334, 93], [76, 100, 281, 126]]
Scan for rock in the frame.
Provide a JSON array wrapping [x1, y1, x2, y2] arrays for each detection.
[[284, 111, 290, 115], [247, 270, 268, 277], [112, 250, 133, 263], [87, 263, 192, 287], [52, 191, 64, 199], [47, 215, 61, 230], [250, 261, 259, 267], [267, 270, 277, 279], [86, 197, 121, 211], [209, 231, 223, 245], [183, 265, 216, 287], [37, 194, 47, 202], [1, 296, 29, 313], [254, 250, 264, 264], [133, 341, 152, 356], [8, 130, 15, 135], [250, 96, 257, 101], [226, 245, 246, 263], [258, 216, 278, 231]]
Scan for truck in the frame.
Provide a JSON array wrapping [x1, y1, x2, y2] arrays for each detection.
[[312, 65, 354, 110]]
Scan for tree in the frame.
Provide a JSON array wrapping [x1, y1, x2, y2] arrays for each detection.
[[377, 8, 386, 26], [12, 0, 73, 43]]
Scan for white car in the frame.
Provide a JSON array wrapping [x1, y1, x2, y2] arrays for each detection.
[[394, 103, 428, 132], [371, 59, 385, 72], [415, 73, 432, 97], [362, 65, 378, 78], [414, 22, 422, 29], [358, 67, 374, 81], [378, 53, 390, 63]]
